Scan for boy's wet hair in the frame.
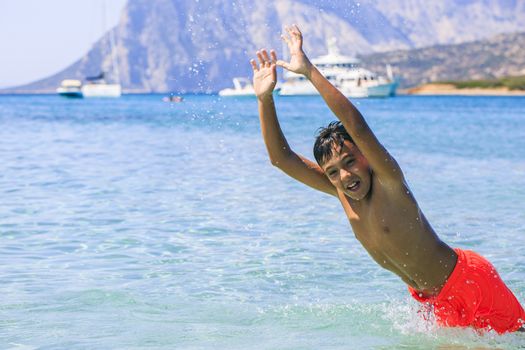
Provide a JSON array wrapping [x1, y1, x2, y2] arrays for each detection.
[[313, 121, 354, 166]]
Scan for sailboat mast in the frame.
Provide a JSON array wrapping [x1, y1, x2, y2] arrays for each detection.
[[102, 0, 120, 85], [109, 20, 120, 85]]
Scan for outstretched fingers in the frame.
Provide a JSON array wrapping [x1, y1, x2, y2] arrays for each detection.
[[282, 25, 303, 50], [256, 50, 265, 68], [262, 50, 271, 66], [288, 24, 302, 46], [270, 50, 277, 63], [281, 31, 292, 47], [292, 24, 302, 37], [250, 59, 258, 71], [284, 26, 293, 43], [256, 49, 274, 69]]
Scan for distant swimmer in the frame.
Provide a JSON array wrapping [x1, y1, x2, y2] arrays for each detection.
[[251, 24, 525, 334], [162, 95, 183, 103]]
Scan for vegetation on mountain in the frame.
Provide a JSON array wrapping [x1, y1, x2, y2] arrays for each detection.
[[437, 76, 525, 91]]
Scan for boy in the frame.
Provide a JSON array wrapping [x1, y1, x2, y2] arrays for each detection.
[[250, 25, 525, 334]]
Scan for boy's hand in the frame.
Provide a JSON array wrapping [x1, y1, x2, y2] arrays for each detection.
[[250, 49, 277, 99], [277, 24, 313, 77]]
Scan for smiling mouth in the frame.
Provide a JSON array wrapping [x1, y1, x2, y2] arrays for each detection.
[[346, 180, 360, 192]]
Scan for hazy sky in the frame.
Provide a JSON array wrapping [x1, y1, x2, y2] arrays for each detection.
[[0, 0, 127, 89]]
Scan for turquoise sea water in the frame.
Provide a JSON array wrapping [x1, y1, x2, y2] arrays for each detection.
[[0, 94, 524, 349]]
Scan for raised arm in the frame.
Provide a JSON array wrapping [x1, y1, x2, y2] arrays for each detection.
[[251, 49, 336, 196], [277, 25, 403, 184]]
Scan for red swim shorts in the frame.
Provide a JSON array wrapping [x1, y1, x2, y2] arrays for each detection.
[[408, 248, 525, 334]]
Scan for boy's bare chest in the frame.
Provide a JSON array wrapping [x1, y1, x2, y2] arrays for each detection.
[[339, 183, 422, 250], [337, 180, 455, 291]]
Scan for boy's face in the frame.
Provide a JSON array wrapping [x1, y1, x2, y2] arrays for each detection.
[[321, 140, 372, 200]]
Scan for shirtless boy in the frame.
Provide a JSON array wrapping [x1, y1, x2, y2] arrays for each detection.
[[250, 25, 525, 334]]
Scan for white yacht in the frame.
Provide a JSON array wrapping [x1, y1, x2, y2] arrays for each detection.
[[82, 0, 121, 98], [81, 72, 121, 98], [57, 1, 122, 99], [279, 39, 397, 98], [219, 77, 255, 96], [81, 25, 121, 98]]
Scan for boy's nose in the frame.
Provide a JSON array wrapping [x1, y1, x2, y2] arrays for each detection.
[[340, 168, 352, 180]]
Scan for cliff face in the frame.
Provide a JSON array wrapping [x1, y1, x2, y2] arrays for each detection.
[[10, 0, 525, 92], [364, 32, 525, 88]]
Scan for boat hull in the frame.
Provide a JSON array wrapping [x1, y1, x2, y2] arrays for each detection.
[[218, 89, 254, 97], [365, 83, 396, 98], [81, 84, 122, 98], [278, 81, 318, 96], [56, 87, 83, 98], [279, 81, 397, 98], [57, 91, 83, 98]]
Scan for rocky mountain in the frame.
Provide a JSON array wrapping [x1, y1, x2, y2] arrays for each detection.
[[364, 31, 525, 88], [7, 0, 525, 93]]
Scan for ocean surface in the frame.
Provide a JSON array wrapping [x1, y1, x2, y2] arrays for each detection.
[[0, 94, 524, 349]]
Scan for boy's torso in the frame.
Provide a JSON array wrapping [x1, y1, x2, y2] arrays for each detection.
[[338, 175, 457, 296]]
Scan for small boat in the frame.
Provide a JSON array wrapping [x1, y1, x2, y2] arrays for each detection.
[[279, 38, 397, 98], [219, 77, 255, 96], [56, 79, 83, 98], [162, 95, 184, 103]]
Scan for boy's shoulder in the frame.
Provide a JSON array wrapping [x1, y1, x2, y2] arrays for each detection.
[[371, 174, 415, 204]]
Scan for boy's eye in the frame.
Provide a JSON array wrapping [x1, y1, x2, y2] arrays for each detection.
[[327, 171, 337, 177], [346, 159, 355, 165]]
